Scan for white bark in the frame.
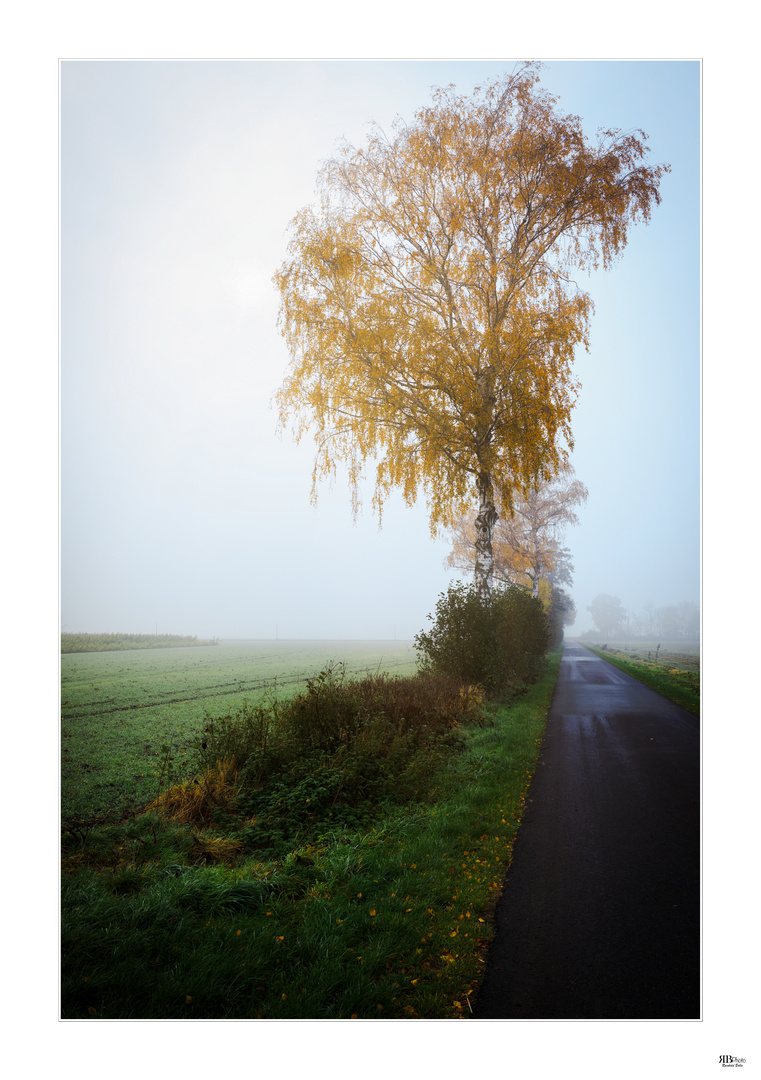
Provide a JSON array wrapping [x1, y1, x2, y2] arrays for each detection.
[[474, 471, 498, 600]]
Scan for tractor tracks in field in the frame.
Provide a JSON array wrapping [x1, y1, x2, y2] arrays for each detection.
[[61, 674, 309, 721], [60, 659, 414, 722]]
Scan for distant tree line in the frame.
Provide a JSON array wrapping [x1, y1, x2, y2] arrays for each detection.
[[61, 633, 220, 654], [581, 595, 699, 641]]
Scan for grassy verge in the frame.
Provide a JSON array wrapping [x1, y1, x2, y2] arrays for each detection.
[[61, 652, 561, 1019], [584, 645, 700, 715]]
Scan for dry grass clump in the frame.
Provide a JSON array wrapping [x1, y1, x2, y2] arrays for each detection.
[[146, 757, 241, 825], [189, 830, 244, 865]]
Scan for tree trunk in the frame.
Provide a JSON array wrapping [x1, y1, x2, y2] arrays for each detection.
[[474, 471, 498, 600]]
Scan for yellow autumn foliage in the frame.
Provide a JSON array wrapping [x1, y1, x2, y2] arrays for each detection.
[[275, 63, 667, 543]]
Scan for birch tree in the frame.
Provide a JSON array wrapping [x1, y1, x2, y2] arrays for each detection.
[[445, 465, 588, 597], [275, 64, 667, 597]]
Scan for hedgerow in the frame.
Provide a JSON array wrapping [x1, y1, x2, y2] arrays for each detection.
[[414, 581, 550, 697]]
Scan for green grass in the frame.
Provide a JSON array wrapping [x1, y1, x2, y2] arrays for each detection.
[[61, 650, 561, 1019], [582, 643, 700, 715], [61, 640, 419, 823]]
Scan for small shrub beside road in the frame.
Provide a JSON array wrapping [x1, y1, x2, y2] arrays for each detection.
[[415, 581, 550, 697]]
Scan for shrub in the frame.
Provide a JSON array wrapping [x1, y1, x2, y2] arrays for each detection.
[[194, 666, 479, 781], [414, 581, 550, 697], [182, 666, 482, 856]]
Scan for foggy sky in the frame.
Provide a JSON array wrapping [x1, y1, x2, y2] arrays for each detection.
[[60, 60, 700, 639]]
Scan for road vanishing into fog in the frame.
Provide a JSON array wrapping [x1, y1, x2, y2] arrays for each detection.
[[474, 643, 700, 1020]]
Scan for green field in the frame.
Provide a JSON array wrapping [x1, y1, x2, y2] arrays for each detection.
[[61, 640, 418, 823]]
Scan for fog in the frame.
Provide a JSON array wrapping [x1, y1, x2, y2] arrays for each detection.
[[60, 60, 699, 641]]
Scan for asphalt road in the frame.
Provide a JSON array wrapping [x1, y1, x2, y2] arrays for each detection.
[[473, 642, 700, 1020]]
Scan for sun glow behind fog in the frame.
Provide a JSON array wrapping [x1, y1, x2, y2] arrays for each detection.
[[60, 60, 699, 639]]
